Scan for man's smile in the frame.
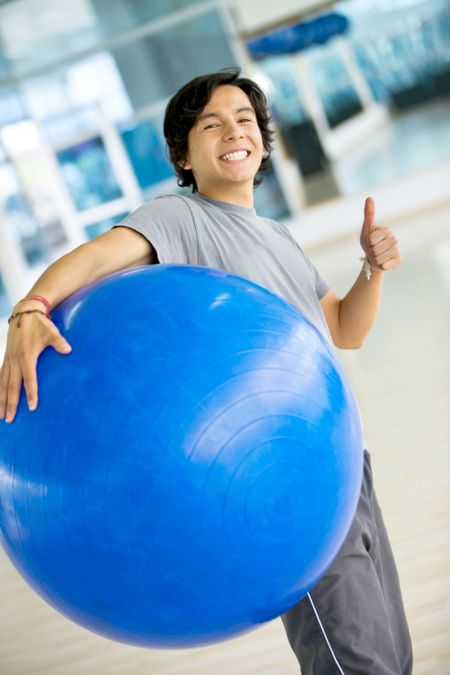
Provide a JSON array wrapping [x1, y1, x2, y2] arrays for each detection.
[[219, 149, 251, 162]]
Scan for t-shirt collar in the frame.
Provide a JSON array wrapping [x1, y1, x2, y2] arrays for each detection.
[[189, 192, 258, 218]]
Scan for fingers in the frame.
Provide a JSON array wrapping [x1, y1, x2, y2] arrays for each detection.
[[20, 325, 70, 414], [369, 227, 396, 248], [365, 226, 400, 269], [0, 318, 72, 424], [1, 351, 39, 423], [0, 360, 9, 420], [371, 253, 400, 272], [0, 352, 34, 423], [378, 258, 399, 271], [2, 356, 23, 423], [21, 352, 39, 412], [370, 234, 397, 256]]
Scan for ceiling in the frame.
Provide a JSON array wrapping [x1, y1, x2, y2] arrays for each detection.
[[0, 0, 440, 87], [0, 0, 342, 85]]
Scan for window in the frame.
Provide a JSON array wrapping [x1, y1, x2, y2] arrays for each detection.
[[57, 137, 123, 211], [120, 115, 174, 189]]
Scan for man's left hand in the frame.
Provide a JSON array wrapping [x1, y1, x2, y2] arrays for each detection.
[[360, 197, 401, 272]]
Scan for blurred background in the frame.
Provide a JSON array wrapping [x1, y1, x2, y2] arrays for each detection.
[[0, 0, 449, 673]]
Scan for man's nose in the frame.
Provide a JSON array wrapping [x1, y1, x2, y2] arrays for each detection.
[[223, 120, 243, 141]]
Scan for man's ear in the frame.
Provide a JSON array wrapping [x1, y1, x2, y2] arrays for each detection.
[[178, 158, 192, 170]]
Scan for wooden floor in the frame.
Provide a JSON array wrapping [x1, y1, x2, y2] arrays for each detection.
[[0, 201, 449, 674]]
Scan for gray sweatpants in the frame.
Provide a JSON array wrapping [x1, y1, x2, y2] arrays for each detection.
[[281, 451, 413, 675]]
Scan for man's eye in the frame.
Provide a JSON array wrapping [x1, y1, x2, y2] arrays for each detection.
[[239, 118, 253, 123], [205, 123, 219, 130]]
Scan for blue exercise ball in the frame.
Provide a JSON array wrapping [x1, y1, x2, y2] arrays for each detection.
[[0, 265, 363, 648]]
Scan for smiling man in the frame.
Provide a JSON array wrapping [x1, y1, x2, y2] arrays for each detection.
[[1, 68, 412, 674], [180, 85, 266, 206]]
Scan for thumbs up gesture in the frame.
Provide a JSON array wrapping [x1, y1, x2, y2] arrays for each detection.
[[360, 197, 401, 273]]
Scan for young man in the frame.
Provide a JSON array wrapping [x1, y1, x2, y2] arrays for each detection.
[[1, 68, 412, 673]]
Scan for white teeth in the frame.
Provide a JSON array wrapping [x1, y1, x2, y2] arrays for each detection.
[[221, 151, 249, 161]]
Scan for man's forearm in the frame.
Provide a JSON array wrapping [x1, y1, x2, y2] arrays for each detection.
[[339, 265, 384, 348], [14, 243, 100, 311], [13, 227, 155, 313]]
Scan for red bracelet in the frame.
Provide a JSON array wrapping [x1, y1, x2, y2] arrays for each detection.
[[23, 294, 52, 314]]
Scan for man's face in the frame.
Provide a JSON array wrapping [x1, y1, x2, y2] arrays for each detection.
[[182, 85, 266, 198]]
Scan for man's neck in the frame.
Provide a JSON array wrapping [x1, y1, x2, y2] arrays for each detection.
[[196, 184, 254, 209]]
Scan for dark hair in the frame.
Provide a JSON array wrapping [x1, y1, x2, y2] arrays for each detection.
[[163, 67, 274, 192]]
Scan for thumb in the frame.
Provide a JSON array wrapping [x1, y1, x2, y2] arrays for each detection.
[[52, 335, 72, 354], [361, 197, 375, 238]]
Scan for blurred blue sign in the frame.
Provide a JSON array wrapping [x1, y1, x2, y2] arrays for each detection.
[[247, 13, 350, 60]]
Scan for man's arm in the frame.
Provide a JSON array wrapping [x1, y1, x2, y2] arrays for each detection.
[[1, 226, 156, 422], [22, 226, 156, 310], [320, 270, 384, 349], [320, 197, 400, 350]]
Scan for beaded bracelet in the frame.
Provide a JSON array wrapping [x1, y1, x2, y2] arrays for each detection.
[[8, 309, 53, 328]]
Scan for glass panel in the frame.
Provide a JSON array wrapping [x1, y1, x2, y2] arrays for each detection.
[[342, 0, 450, 106], [0, 0, 99, 79], [306, 41, 363, 128], [21, 72, 72, 120], [0, 120, 68, 262], [0, 0, 212, 82], [0, 87, 26, 125], [120, 116, 174, 190], [10, 153, 68, 253], [56, 136, 123, 211], [254, 168, 290, 220], [255, 58, 326, 178], [64, 52, 133, 122], [111, 10, 236, 110], [21, 52, 132, 126], [351, 43, 388, 103], [258, 57, 307, 127], [91, 0, 202, 39], [44, 107, 102, 147], [0, 161, 47, 266]]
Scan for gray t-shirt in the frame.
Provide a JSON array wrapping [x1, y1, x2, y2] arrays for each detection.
[[115, 192, 332, 345]]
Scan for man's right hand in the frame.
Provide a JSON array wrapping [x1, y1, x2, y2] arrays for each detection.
[[0, 227, 156, 424], [0, 303, 72, 424]]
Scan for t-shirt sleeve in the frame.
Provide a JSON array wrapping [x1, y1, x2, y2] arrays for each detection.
[[301, 253, 329, 300], [275, 220, 329, 300], [112, 195, 198, 265]]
